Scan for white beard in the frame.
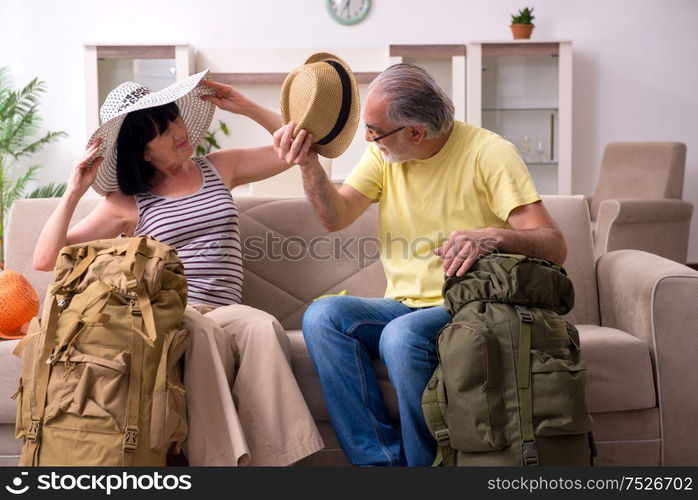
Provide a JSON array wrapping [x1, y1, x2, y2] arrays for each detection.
[[379, 134, 413, 163], [382, 150, 409, 163]]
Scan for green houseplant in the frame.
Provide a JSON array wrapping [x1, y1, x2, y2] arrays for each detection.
[[196, 119, 230, 156], [0, 67, 67, 265], [510, 7, 535, 39]]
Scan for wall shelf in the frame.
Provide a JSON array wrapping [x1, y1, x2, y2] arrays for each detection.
[[96, 46, 177, 60], [209, 71, 381, 86], [389, 44, 466, 58]]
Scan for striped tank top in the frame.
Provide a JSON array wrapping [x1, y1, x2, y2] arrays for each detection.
[[133, 156, 243, 307]]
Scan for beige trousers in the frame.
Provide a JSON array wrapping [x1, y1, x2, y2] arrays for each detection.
[[180, 303, 323, 466]]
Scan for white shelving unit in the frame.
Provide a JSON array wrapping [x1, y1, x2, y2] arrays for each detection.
[[466, 41, 573, 195]]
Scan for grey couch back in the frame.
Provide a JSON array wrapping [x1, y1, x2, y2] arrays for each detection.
[[6, 195, 599, 329]]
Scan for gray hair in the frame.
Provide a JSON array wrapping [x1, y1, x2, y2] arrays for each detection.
[[369, 63, 455, 138]]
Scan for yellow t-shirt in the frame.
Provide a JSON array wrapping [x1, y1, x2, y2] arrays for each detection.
[[344, 121, 540, 308]]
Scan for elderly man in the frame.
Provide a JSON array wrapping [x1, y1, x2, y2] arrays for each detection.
[[273, 63, 567, 466]]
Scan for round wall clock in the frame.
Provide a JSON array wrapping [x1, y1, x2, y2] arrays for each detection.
[[326, 0, 372, 26]]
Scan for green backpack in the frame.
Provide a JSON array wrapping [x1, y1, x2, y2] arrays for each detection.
[[422, 254, 595, 466]]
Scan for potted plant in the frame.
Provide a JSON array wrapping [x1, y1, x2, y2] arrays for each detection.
[[0, 67, 67, 268], [510, 7, 535, 39]]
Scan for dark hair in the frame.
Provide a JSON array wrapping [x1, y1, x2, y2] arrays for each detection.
[[116, 102, 180, 195]]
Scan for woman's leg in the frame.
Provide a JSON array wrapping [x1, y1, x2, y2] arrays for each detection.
[[180, 306, 250, 466], [205, 304, 324, 466]]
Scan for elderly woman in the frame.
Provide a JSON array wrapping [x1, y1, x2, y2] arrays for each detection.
[[32, 71, 322, 466]]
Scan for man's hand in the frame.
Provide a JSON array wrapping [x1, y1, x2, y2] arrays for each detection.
[[434, 229, 502, 277], [272, 122, 316, 166]]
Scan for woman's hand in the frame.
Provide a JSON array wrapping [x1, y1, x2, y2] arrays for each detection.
[[272, 122, 316, 166], [200, 80, 252, 115], [67, 139, 103, 198]]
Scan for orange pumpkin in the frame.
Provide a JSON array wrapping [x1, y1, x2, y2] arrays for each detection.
[[0, 270, 40, 339]]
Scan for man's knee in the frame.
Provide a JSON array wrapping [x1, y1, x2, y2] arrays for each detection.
[[378, 316, 423, 363], [302, 295, 354, 338]]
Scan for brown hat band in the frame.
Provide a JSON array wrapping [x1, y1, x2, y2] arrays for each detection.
[[316, 60, 352, 146]]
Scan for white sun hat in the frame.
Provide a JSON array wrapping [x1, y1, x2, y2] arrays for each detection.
[[87, 69, 216, 196]]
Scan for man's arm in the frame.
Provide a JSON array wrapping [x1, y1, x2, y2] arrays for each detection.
[[299, 162, 373, 232], [274, 123, 373, 232], [435, 200, 567, 277]]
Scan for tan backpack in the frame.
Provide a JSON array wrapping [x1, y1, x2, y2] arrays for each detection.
[[13, 235, 190, 466]]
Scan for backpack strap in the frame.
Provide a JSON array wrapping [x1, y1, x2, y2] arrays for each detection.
[[61, 245, 98, 290], [122, 330, 144, 466], [120, 238, 154, 464], [514, 305, 538, 466], [23, 296, 60, 465], [122, 237, 157, 347], [422, 367, 455, 466]]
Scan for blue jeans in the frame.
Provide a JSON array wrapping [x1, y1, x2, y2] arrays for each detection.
[[302, 296, 451, 466]]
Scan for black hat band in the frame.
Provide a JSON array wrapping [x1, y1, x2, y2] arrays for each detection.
[[316, 60, 352, 146]]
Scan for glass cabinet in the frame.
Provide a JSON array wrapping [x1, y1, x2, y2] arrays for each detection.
[[467, 41, 572, 195]]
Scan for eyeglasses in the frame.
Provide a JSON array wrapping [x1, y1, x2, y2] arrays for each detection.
[[366, 125, 406, 143]]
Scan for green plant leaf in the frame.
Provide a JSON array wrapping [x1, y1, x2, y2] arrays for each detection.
[[196, 145, 206, 156], [0, 67, 67, 244], [205, 136, 221, 149], [220, 121, 230, 135], [511, 6, 534, 24], [27, 182, 67, 199], [13, 130, 67, 159], [7, 165, 39, 203]]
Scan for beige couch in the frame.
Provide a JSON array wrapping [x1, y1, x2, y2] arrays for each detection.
[[2, 195, 698, 466]]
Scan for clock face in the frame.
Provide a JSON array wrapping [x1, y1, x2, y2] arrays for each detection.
[[327, 0, 372, 25]]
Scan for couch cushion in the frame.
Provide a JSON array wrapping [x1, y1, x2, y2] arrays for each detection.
[[0, 423, 20, 460], [288, 330, 398, 421], [541, 195, 600, 325], [578, 325, 655, 412], [236, 198, 387, 330], [0, 340, 21, 425], [289, 324, 656, 421]]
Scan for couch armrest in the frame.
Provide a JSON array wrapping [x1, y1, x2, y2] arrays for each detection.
[[597, 250, 698, 464], [595, 199, 693, 262]]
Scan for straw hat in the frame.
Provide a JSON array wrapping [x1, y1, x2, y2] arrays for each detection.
[[280, 52, 360, 159], [86, 70, 216, 196], [0, 270, 40, 340]]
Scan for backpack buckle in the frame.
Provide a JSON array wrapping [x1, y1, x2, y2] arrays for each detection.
[[515, 305, 534, 323], [434, 428, 450, 446], [131, 301, 142, 316], [522, 439, 539, 466], [27, 418, 41, 442], [57, 296, 73, 312], [125, 279, 139, 291], [124, 426, 138, 451]]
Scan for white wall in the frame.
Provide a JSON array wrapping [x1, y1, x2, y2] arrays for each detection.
[[2, 0, 697, 261]]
